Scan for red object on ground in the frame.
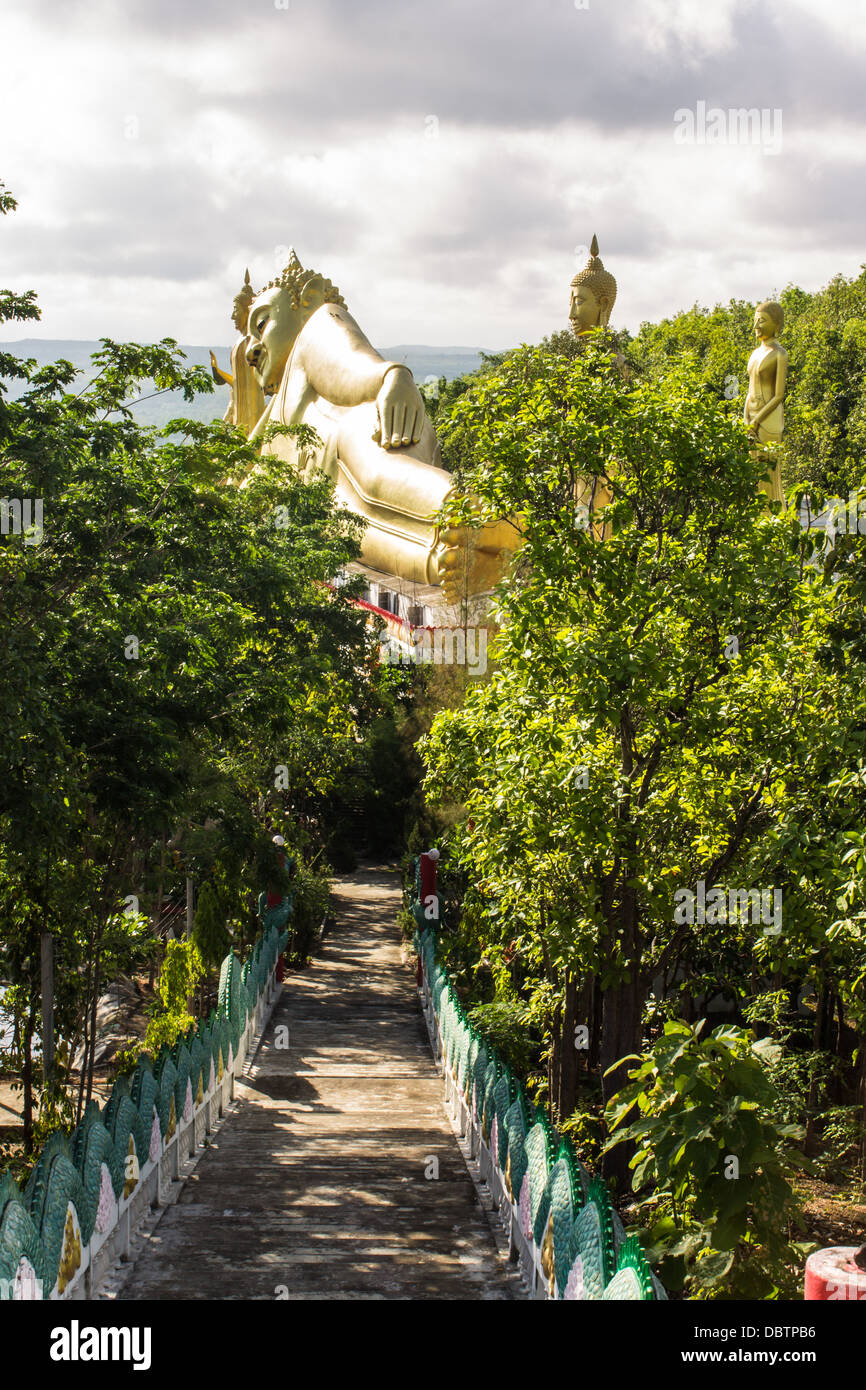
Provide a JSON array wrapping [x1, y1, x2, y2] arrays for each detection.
[[804, 1247, 866, 1300], [419, 852, 438, 902]]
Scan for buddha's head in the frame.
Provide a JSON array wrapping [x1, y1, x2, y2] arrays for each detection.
[[245, 249, 346, 394], [231, 269, 256, 333], [754, 300, 784, 342], [569, 234, 617, 335]]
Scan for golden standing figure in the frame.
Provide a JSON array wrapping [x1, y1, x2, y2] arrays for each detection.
[[569, 233, 617, 336], [570, 235, 618, 535], [210, 269, 266, 437], [744, 300, 788, 504]]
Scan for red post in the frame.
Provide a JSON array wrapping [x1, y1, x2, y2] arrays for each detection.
[[419, 849, 439, 904]]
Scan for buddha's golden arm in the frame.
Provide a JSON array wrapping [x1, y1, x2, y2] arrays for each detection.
[[295, 305, 406, 407]]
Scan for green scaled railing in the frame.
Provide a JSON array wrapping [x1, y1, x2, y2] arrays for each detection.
[[0, 920, 288, 1301], [415, 924, 664, 1302]]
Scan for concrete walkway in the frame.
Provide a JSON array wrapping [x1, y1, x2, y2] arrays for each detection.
[[114, 865, 515, 1300]]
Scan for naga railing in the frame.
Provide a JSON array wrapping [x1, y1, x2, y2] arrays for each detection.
[[0, 921, 288, 1301], [415, 924, 665, 1301]]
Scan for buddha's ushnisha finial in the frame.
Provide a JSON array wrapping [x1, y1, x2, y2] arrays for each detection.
[[232, 270, 256, 322], [264, 246, 345, 309]]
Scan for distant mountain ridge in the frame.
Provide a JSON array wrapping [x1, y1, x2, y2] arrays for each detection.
[[0, 339, 489, 429]]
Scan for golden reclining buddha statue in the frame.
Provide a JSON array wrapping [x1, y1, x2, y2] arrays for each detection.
[[214, 250, 514, 601], [212, 238, 786, 597]]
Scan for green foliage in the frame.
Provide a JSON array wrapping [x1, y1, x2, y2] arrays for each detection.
[[0, 180, 404, 1147], [605, 1020, 811, 1298], [113, 1042, 143, 1078], [144, 939, 204, 1056], [627, 271, 866, 497], [33, 1041, 76, 1146], [192, 882, 231, 970], [419, 332, 866, 1285], [286, 860, 331, 963], [819, 1106, 864, 1179], [466, 999, 541, 1077], [560, 1095, 607, 1170], [423, 339, 837, 1077]]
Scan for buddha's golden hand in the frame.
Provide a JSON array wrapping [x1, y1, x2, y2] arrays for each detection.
[[373, 365, 425, 450], [744, 407, 762, 439]]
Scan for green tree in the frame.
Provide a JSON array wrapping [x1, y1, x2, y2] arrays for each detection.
[[192, 881, 230, 971], [0, 181, 388, 1149], [627, 271, 866, 498], [421, 337, 849, 1190]]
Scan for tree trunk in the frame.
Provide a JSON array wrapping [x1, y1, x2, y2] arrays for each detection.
[[40, 933, 54, 1086], [600, 877, 644, 1189], [548, 1006, 559, 1123], [149, 837, 166, 992], [590, 974, 602, 1072], [85, 927, 104, 1107], [599, 973, 645, 1189], [805, 980, 833, 1156], [537, 892, 561, 1121], [600, 975, 644, 1099], [75, 923, 95, 1126]]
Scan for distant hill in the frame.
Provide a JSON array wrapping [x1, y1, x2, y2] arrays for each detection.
[[0, 340, 488, 430]]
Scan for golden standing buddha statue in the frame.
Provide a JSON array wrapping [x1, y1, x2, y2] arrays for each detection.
[[744, 300, 788, 503], [210, 269, 266, 437], [569, 234, 617, 336], [570, 235, 618, 534]]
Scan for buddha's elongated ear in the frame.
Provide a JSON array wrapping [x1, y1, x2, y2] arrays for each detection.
[[299, 273, 328, 312]]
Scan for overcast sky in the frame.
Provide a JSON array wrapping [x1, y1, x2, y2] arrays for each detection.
[[1, 0, 864, 348]]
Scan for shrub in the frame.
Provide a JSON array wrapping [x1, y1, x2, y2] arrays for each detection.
[[144, 939, 204, 1056], [467, 999, 541, 1078], [287, 861, 331, 963], [605, 1019, 813, 1298]]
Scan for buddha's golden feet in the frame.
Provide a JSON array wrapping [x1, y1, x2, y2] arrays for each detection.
[[430, 520, 517, 603]]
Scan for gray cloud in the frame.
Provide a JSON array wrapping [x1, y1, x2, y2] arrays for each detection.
[[2, 0, 865, 344], [36, 0, 864, 136]]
